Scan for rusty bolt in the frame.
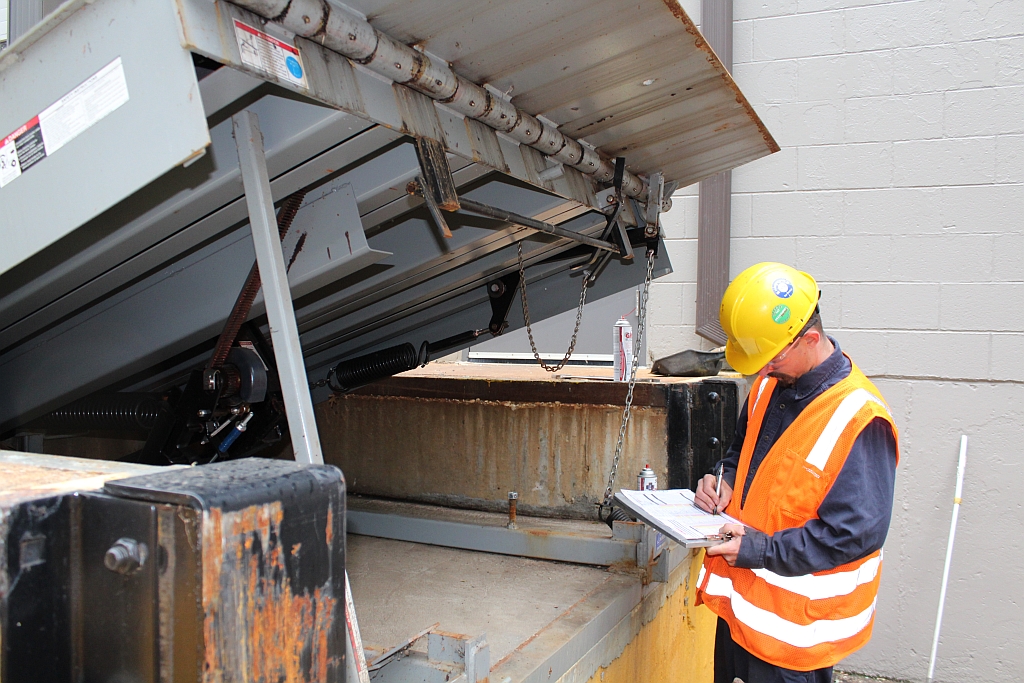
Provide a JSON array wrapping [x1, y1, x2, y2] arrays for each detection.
[[606, 195, 618, 205], [507, 491, 519, 529], [104, 538, 148, 575], [302, 14, 310, 23], [348, 33, 356, 40], [394, 62, 402, 69]]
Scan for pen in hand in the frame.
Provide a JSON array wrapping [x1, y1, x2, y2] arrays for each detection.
[[714, 462, 723, 515]]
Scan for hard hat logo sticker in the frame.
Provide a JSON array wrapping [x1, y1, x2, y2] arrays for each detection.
[[771, 304, 791, 324], [772, 278, 794, 298]]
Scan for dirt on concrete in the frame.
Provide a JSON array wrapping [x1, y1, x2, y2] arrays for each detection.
[[835, 672, 909, 683]]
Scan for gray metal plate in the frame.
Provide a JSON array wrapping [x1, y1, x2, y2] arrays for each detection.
[[0, 0, 210, 276]]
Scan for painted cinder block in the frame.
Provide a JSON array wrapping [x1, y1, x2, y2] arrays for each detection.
[[944, 84, 1024, 137], [885, 330, 992, 379], [798, 141, 894, 190], [761, 101, 846, 146], [892, 137, 997, 187], [844, 0, 950, 52], [729, 237, 799, 276], [990, 333, 1024, 381], [753, 11, 845, 61], [797, 51, 895, 101], [994, 133, 1024, 183], [844, 93, 943, 143], [894, 42, 999, 94], [843, 187, 943, 235], [732, 146, 799, 193], [657, 239, 698, 284], [940, 184, 1024, 233], [796, 234, 894, 281], [939, 282, 1024, 332], [992, 233, 1024, 282], [752, 191, 845, 236], [839, 282, 941, 330], [890, 234, 995, 282], [732, 60, 799, 105]]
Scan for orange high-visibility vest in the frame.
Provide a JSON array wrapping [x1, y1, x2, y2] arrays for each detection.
[[696, 360, 899, 671]]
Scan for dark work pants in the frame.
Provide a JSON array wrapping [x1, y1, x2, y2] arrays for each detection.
[[715, 618, 833, 683]]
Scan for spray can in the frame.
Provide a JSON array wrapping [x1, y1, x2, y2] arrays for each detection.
[[637, 464, 657, 491], [613, 317, 633, 382]]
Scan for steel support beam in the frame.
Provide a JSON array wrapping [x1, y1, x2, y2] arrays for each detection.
[[232, 110, 323, 465], [347, 509, 637, 567]]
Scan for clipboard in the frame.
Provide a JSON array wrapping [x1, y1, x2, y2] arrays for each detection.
[[614, 488, 741, 548]]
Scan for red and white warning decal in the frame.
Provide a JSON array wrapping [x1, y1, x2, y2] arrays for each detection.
[[0, 57, 129, 189], [233, 20, 307, 88]]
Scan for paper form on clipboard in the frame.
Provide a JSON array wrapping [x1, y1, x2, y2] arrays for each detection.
[[614, 488, 741, 548]]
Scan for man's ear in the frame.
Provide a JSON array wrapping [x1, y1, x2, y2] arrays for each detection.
[[802, 327, 823, 347]]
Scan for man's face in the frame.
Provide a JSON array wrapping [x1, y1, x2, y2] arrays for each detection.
[[757, 334, 807, 387]]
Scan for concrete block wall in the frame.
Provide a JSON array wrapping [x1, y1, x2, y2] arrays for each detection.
[[651, 1, 1024, 681]]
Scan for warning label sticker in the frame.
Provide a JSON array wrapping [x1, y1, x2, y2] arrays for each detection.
[[0, 57, 129, 189], [234, 20, 307, 88]]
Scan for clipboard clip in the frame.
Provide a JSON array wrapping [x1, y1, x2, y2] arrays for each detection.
[[704, 532, 734, 543]]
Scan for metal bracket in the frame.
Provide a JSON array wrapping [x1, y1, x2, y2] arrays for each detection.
[[486, 272, 522, 336], [415, 136, 461, 212], [644, 171, 665, 238]]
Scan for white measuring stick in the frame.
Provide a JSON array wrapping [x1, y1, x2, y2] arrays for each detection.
[[926, 435, 968, 683], [345, 570, 371, 683]]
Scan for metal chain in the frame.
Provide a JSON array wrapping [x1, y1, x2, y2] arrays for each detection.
[[517, 242, 589, 373], [602, 249, 656, 505], [309, 366, 336, 391]]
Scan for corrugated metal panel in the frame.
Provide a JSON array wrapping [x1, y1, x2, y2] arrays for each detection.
[[348, 0, 778, 188]]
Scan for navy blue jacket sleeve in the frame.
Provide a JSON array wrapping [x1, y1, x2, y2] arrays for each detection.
[[736, 418, 897, 576]]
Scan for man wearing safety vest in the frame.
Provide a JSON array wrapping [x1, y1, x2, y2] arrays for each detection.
[[694, 262, 899, 683]]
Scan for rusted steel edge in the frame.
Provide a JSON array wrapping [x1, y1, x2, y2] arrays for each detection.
[[662, 0, 781, 154]]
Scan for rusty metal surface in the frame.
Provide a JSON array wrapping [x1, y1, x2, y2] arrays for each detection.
[[349, 0, 778, 189], [319, 393, 668, 518], [0, 450, 163, 507], [201, 502, 340, 682]]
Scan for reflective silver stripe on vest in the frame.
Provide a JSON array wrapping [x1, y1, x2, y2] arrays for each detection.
[[805, 389, 886, 471], [702, 572, 877, 648], [750, 552, 881, 600], [751, 378, 770, 414]]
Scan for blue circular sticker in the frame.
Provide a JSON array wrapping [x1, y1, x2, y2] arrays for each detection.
[[285, 55, 304, 79], [772, 278, 794, 299]]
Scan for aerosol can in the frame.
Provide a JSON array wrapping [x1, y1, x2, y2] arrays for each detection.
[[637, 464, 657, 491], [613, 317, 633, 382]]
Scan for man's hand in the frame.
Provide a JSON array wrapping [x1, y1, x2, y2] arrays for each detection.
[[694, 473, 734, 514], [705, 523, 746, 566]]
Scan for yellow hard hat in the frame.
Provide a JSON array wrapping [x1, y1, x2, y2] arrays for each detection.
[[719, 262, 819, 375]]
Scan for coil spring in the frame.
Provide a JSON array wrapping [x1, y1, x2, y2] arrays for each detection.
[[329, 343, 425, 393], [39, 394, 166, 432]]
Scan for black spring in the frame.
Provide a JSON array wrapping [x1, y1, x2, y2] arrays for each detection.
[[39, 394, 166, 432], [329, 343, 423, 393]]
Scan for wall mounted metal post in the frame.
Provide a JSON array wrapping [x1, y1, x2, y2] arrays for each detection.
[[232, 110, 324, 465], [695, 0, 734, 346]]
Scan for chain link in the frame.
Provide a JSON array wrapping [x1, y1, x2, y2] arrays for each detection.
[[517, 242, 589, 373], [602, 249, 656, 506]]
